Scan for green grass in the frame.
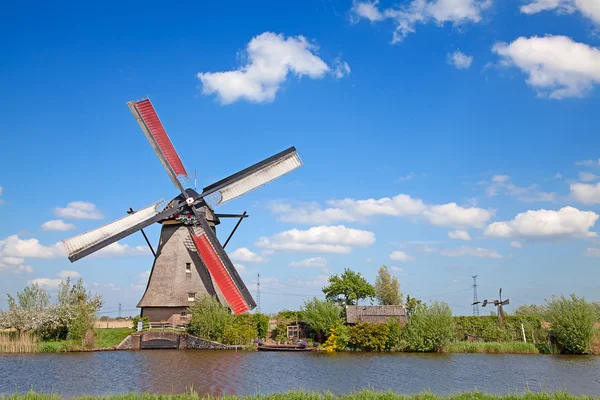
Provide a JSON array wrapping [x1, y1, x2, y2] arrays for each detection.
[[442, 342, 539, 354], [94, 328, 133, 348], [0, 390, 597, 400]]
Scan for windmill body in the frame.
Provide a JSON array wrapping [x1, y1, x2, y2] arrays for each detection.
[[62, 99, 303, 324]]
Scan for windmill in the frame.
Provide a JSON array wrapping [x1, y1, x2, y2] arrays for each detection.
[[472, 288, 509, 327], [62, 98, 303, 323]]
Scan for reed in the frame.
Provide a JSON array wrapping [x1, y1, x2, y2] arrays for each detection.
[[441, 341, 539, 354], [0, 390, 596, 400], [0, 331, 40, 354]]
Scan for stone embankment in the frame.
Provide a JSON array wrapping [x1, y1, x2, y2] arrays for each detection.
[[117, 331, 239, 350]]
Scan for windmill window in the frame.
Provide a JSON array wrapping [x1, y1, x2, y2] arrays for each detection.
[[185, 263, 191, 273], [188, 293, 196, 302]]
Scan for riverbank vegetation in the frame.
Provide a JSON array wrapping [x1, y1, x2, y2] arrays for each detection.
[[1, 390, 598, 400]]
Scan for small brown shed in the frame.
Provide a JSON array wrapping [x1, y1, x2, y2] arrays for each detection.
[[346, 305, 408, 324]]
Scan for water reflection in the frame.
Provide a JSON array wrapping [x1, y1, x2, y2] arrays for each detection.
[[0, 351, 599, 397]]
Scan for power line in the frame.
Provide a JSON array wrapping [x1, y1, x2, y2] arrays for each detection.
[[472, 275, 479, 317]]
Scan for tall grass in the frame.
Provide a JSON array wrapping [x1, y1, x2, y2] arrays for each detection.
[[442, 341, 539, 354], [0, 331, 39, 354], [0, 390, 596, 400]]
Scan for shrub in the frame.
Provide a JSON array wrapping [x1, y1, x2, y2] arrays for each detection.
[[132, 316, 150, 330], [186, 295, 233, 342], [385, 317, 405, 351], [253, 313, 269, 338], [545, 294, 596, 354], [348, 322, 389, 351], [403, 301, 453, 352], [301, 297, 343, 336], [323, 324, 349, 352], [223, 315, 257, 345]]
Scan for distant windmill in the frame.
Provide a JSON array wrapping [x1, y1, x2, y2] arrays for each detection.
[[62, 98, 303, 323], [472, 288, 509, 327]]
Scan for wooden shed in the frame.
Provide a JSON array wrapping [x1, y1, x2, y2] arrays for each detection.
[[346, 305, 408, 324]]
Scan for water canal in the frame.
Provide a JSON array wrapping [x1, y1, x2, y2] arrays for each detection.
[[1, 351, 599, 397]]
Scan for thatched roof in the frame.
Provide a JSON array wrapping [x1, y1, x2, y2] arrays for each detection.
[[346, 305, 408, 324]]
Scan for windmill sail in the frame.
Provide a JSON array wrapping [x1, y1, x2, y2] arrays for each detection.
[[63, 200, 177, 262], [128, 99, 190, 193], [202, 146, 302, 206], [189, 216, 255, 314]]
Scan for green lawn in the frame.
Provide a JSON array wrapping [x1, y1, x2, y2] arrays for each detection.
[[1, 390, 597, 400], [442, 341, 539, 354], [38, 328, 133, 353]]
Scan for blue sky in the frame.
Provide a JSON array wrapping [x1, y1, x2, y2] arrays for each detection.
[[1, 0, 600, 316]]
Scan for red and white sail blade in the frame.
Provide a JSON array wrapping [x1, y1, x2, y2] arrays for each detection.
[[128, 99, 190, 192], [63, 200, 169, 262], [202, 147, 302, 206], [189, 221, 255, 314]]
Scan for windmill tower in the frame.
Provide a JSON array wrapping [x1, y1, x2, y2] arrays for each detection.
[[63, 98, 303, 324], [473, 288, 510, 327], [472, 275, 479, 317]]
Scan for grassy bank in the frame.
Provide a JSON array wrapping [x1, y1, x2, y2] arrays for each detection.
[[442, 342, 539, 354], [0, 328, 133, 354], [1, 390, 598, 400]]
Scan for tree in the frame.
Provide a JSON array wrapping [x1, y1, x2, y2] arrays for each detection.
[[56, 278, 104, 342], [545, 294, 596, 354], [514, 303, 547, 317], [186, 295, 234, 342], [374, 265, 403, 305], [405, 295, 422, 317], [301, 297, 343, 335], [403, 301, 454, 352], [322, 269, 375, 306]]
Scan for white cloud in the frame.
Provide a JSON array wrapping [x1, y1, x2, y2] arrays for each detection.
[[256, 225, 376, 254], [29, 278, 62, 289], [448, 230, 472, 241], [389, 266, 404, 273], [510, 241, 523, 248], [197, 32, 339, 104], [585, 248, 600, 257], [520, 0, 600, 24], [131, 270, 150, 291], [293, 274, 330, 287], [289, 257, 328, 268], [351, 0, 493, 43], [492, 35, 600, 99], [270, 194, 493, 229], [579, 172, 599, 182], [0, 235, 64, 259], [234, 264, 248, 275], [396, 172, 417, 182], [94, 242, 151, 257], [485, 206, 599, 239], [441, 245, 503, 258], [389, 251, 415, 262], [447, 50, 473, 69], [229, 247, 265, 263], [332, 59, 351, 79], [483, 174, 555, 202], [56, 270, 81, 279], [54, 201, 103, 220], [554, 172, 563, 179], [575, 159, 600, 167], [571, 182, 600, 204], [41, 220, 76, 232], [0, 186, 4, 205], [0, 256, 33, 275]]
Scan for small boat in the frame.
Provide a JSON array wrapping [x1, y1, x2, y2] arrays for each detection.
[[257, 344, 313, 352]]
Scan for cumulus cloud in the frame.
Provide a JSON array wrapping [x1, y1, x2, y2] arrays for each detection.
[[229, 247, 265, 263], [29, 278, 63, 289], [54, 201, 103, 220], [483, 175, 555, 202], [485, 206, 599, 239], [270, 194, 493, 229], [289, 257, 328, 268], [575, 159, 600, 167], [510, 241, 523, 248], [585, 248, 600, 257], [332, 59, 351, 79], [0, 235, 64, 259], [579, 172, 599, 182], [389, 266, 404, 272], [94, 242, 151, 257], [351, 0, 493, 43], [41, 220, 76, 232], [571, 182, 600, 204], [492, 35, 600, 99], [197, 32, 345, 104], [441, 245, 502, 258], [0, 186, 4, 205], [0, 256, 33, 274], [256, 225, 376, 254], [234, 264, 248, 275], [56, 270, 82, 279], [448, 230, 472, 240], [520, 0, 600, 24], [447, 50, 473, 69], [389, 251, 415, 262]]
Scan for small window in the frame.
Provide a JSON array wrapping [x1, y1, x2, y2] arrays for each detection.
[[185, 263, 191, 273], [188, 293, 195, 302], [181, 311, 187, 316]]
